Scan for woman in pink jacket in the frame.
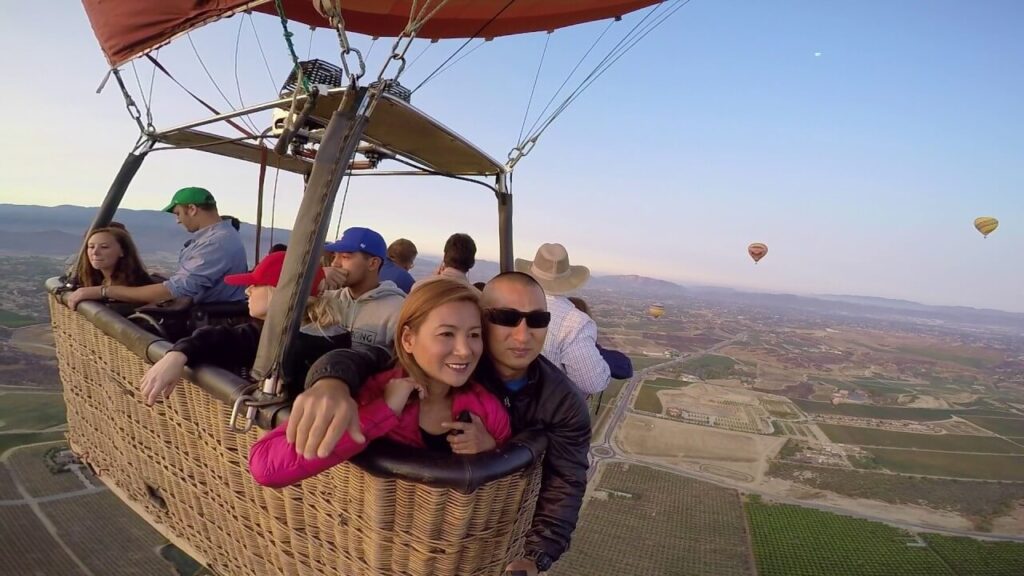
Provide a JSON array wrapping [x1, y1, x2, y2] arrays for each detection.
[[249, 277, 511, 488]]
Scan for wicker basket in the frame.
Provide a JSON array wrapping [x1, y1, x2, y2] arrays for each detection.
[[50, 296, 542, 576]]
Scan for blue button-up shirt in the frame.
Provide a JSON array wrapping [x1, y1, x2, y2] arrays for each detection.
[[163, 220, 248, 303]]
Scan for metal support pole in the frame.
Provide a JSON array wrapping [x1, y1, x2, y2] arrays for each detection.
[[496, 173, 513, 272], [251, 88, 371, 388]]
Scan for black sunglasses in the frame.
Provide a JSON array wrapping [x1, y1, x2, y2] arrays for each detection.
[[484, 308, 551, 329]]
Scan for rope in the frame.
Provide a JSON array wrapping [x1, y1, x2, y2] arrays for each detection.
[[411, 0, 518, 93], [273, 0, 312, 94], [517, 33, 550, 146]]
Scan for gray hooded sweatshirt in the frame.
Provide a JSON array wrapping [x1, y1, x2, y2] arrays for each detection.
[[324, 280, 405, 348]]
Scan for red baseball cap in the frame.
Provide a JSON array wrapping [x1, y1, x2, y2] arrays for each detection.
[[224, 251, 325, 296]]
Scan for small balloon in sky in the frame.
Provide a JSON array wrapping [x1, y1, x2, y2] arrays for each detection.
[[814, 52, 823, 57]]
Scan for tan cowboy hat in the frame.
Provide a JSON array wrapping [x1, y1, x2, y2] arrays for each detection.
[[515, 243, 590, 295]]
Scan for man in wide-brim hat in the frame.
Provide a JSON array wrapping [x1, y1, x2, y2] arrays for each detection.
[[515, 243, 610, 396]]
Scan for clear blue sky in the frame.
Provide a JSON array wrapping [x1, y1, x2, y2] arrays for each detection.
[[1, 2, 1021, 311]]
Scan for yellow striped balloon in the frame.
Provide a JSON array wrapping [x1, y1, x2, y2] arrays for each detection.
[[648, 304, 665, 319], [974, 217, 999, 238]]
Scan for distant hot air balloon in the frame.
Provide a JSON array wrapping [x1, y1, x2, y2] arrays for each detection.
[[974, 217, 999, 238], [748, 243, 768, 264], [648, 304, 665, 319]]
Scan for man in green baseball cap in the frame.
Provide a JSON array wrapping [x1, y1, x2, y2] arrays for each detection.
[[67, 186, 248, 309], [162, 186, 217, 214]]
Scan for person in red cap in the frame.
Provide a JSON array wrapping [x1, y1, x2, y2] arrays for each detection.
[[139, 251, 351, 405]]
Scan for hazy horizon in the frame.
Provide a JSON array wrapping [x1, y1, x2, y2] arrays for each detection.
[[0, 2, 1020, 312]]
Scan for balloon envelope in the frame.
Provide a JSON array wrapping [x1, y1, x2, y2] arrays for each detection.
[[974, 217, 998, 238], [648, 304, 665, 319], [83, 0, 664, 67], [748, 243, 768, 263]]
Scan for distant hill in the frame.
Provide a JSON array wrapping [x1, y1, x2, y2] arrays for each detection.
[[2, 204, 1020, 328], [588, 274, 686, 296], [0, 204, 290, 262]]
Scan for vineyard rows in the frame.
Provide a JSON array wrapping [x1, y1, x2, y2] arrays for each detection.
[[41, 491, 171, 575], [551, 463, 754, 576], [747, 498, 1024, 576]]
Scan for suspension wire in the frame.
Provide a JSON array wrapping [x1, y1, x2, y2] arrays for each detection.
[[419, 39, 486, 88], [187, 32, 262, 134], [307, 25, 315, 59], [517, 33, 550, 146], [522, 19, 614, 142], [511, 0, 692, 167], [268, 166, 280, 248], [364, 37, 379, 63], [233, 16, 255, 127], [248, 13, 279, 92], [520, 4, 668, 144], [407, 39, 435, 71], [411, 0, 517, 93], [147, 49, 159, 119], [539, 0, 691, 131], [129, 61, 155, 131], [333, 174, 353, 239]]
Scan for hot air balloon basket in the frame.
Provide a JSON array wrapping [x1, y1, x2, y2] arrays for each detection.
[[49, 295, 543, 576]]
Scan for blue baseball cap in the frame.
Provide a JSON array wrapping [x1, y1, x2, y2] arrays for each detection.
[[325, 227, 387, 259]]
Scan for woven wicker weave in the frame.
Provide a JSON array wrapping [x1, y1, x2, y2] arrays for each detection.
[[50, 297, 542, 576]]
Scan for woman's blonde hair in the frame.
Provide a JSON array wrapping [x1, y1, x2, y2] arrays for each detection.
[[262, 287, 347, 329], [395, 277, 481, 386]]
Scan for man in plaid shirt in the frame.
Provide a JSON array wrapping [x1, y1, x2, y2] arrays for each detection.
[[516, 243, 610, 396]]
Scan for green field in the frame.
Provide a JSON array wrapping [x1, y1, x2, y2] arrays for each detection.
[[964, 416, 1024, 437], [767, 461, 1024, 531], [921, 534, 1024, 575], [818, 424, 1024, 453], [867, 448, 1024, 481], [0, 431, 66, 455], [0, 309, 38, 328], [794, 399, 1014, 421], [628, 355, 670, 371], [633, 377, 689, 414], [0, 393, 66, 432], [896, 346, 1000, 370], [679, 354, 737, 379], [746, 498, 955, 575]]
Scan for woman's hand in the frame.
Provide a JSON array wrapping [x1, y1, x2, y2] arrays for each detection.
[[67, 286, 102, 311], [384, 377, 426, 415], [140, 351, 188, 406], [443, 413, 497, 454]]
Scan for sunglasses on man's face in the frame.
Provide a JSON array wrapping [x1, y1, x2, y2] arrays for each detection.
[[483, 308, 552, 329]]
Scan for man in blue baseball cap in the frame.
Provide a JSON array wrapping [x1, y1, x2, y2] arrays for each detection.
[[319, 227, 405, 347]]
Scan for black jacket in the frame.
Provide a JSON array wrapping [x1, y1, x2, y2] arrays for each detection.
[[306, 347, 592, 563], [171, 322, 351, 398]]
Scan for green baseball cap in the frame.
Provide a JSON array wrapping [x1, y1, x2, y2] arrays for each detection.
[[163, 187, 216, 213]]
